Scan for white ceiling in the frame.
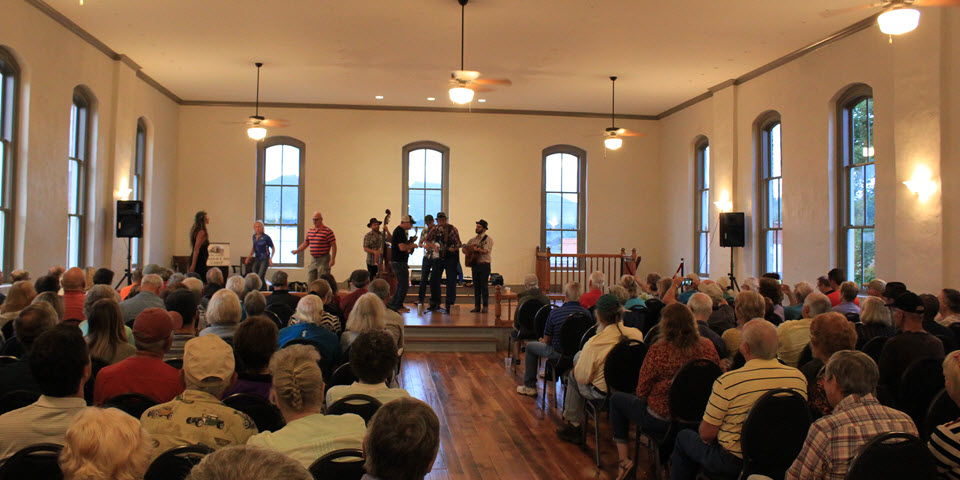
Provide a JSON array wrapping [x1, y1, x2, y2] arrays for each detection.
[[44, 0, 887, 115]]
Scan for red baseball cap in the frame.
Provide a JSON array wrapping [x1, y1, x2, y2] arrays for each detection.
[[132, 308, 174, 344]]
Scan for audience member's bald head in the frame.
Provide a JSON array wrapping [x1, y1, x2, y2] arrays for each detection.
[[741, 318, 779, 360], [61, 267, 85, 291]]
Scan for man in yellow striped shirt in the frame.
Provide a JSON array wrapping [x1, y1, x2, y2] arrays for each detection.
[[671, 319, 807, 480]]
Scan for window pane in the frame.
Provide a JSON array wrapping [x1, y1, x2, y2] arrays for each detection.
[[281, 146, 300, 185], [265, 225, 281, 264], [864, 163, 875, 226], [700, 190, 709, 231], [0, 211, 5, 268], [408, 189, 425, 225], [68, 159, 79, 215], [699, 233, 710, 275], [703, 146, 710, 189], [561, 193, 578, 230], [849, 165, 864, 226], [561, 230, 578, 254], [263, 186, 281, 224], [76, 108, 86, 160], [862, 228, 875, 284], [280, 186, 298, 224], [768, 179, 780, 228], [279, 225, 298, 265], [409, 227, 424, 266], [846, 229, 860, 285], [545, 154, 561, 192], [766, 230, 781, 275], [424, 189, 441, 223], [0, 141, 4, 203], [67, 216, 80, 268], [69, 105, 78, 159], [424, 149, 442, 189], [770, 123, 781, 177], [545, 192, 562, 229], [408, 149, 426, 189], [264, 146, 283, 185], [131, 237, 140, 266], [561, 154, 579, 193]]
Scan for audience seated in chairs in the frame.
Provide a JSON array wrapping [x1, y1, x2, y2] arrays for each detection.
[[782, 281, 814, 321], [645, 293, 727, 359], [517, 274, 550, 308], [608, 302, 719, 479], [306, 279, 344, 334], [517, 281, 590, 397], [119, 274, 165, 325], [855, 296, 897, 350], [777, 292, 832, 367], [929, 351, 960, 477], [223, 316, 278, 400], [85, 298, 136, 366], [140, 335, 257, 455], [341, 292, 387, 353], [279, 295, 341, 366], [556, 294, 644, 445], [786, 350, 917, 479], [865, 278, 887, 299], [804, 312, 858, 418], [94, 308, 183, 405], [832, 281, 862, 316], [79, 285, 133, 343], [758, 277, 786, 324], [247, 345, 365, 468], [619, 275, 646, 310], [719, 290, 767, 365], [266, 271, 302, 312], [670, 319, 807, 480], [0, 281, 37, 334], [199, 289, 243, 344], [31, 291, 65, 324], [879, 291, 945, 398], [0, 304, 58, 395], [202, 268, 225, 306], [326, 331, 409, 409], [580, 272, 605, 310], [185, 445, 313, 480], [165, 288, 200, 360], [363, 397, 440, 480], [368, 279, 405, 350], [937, 288, 960, 327], [60, 267, 86, 322], [921, 293, 956, 349], [340, 270, 371, 320], [243, 290, 267, 318], [0, 325, 89, 460], [59, 406, 153, 480]]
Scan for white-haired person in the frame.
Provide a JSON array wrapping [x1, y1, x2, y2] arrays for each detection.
[[244, 272, 263, 295], [306, 279, 343, 334], [118, 273, 165, 324], [517, 282, 590, 397], [199, 289, 242, 344], [865, 278, 886, 299], [326, 331, 409, 408], [740, 277, 760, 292], [246, 345, 365, 468], [783, 282, 814, 320], [59, 407, 153, 480], [580, 271, 606, 309], [363, 397, 440, 480], [368, 279, 405, 350], [246, 220, 275, 287], [930, 352, 960, 477], [186, 445, 313, 480], [517, 274, 550, 308], [855, 295, 896, 349], [278, 295, 341, 366], [225, 275, 246, 301], [341, 292, 387, 353], [777, 292, 832, 367]]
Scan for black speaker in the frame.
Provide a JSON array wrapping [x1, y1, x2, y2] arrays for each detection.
[[719, 212, 745, 247], [116, 200, 143, 238]]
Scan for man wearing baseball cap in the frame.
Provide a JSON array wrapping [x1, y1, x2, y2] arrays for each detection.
[[878, 291, 945, 396], [93, 308, 183, 405], [389, 215, 418, 312], [463, 219, 494, 313], [141, 334, 257, 454]]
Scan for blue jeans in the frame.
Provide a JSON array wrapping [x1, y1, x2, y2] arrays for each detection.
[[390, 261, 409, 309], [670, 429, 743, 480], [252, 257, 269, 287], [609, 392, 671, 443], [418, 257, 436, 302], [523, 341, 560, 388]]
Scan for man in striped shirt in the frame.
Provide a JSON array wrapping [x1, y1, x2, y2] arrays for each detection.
[[671, 319, 807, 480], [929, 351, 960, 479], [786, 350, 916, 480], [292, 211, 337, 283]]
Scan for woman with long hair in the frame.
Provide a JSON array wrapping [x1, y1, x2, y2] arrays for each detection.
[[0, 281, 37, 330], [85, 299, 135, 364], [189, 210, 210, 276]]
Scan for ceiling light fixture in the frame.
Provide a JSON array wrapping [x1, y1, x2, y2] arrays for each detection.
[[477, 99, 486, 103], [427, 97, 436, 101], [877, 5, 921, 35], [449, 87, 474, 104], [375, 95, 384, 100], [604, 137, 623, 150], [247, 62, 267, 140], [605, 76, 623, 150]]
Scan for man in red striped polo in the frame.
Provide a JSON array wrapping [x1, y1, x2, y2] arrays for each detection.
[[292, 211, 337, 283]]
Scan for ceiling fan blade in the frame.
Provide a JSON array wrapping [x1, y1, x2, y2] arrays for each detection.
[[261, 118, 289, 128], [473, 77, 512, 86], [452, 70, 481, 81], [221, 121, 253, 125], [465, 84, 492, 92], [913, 0, 960, 6], [819, 3, 878, 17], [620, 131, 647, 138]]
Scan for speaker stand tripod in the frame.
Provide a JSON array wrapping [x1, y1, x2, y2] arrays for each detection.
[[115, 237, 134, 289], [727, 247, 740, 293]]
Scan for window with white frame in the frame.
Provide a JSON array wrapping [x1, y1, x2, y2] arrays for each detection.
[[67, 88, 92, 268], [0, 49, 18, 276], [402, 141, 449, 267], [758, 113, 783, 276], [694, 137, 710, 277], [256, 136, 305, 266], [837, 85, 876, 286], [542, 145, 586, 267]]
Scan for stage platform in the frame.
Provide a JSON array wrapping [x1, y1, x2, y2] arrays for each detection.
[[400, 306, 514, 353]]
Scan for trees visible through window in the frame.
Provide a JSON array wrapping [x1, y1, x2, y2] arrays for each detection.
[[838, 86, 875, 286], [758, 114, 783, 276], [0, 49, 18, 276], [67, 89, 91, 269], [694, 138, 710, 277], [257, 137, 305, 266], [402, 142, 449, 267], [131, 119, 146, 267], [542, 145, 586, 266]]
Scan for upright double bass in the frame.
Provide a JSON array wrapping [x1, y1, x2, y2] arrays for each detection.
[[376, 209, 399, 295]]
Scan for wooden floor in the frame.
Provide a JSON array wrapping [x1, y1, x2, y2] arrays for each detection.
[[397, 351, 655, 480]]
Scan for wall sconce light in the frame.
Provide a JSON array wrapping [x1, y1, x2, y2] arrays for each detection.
[[903, 166, 937, 198], [714, 190, 733, 213], [115, 178, 132, 200]]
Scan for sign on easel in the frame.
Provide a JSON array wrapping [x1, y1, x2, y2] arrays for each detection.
[[207, 243, 231, 267]]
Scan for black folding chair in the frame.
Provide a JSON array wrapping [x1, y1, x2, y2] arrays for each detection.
[[325, 362, 358, 393], [509, 300, 546, 374], [265, 302, 296, 327], [922, 388, 960, 441], [642, 298, 665, 335], [222, 393, 286, 432], [308, 448, 365, 480], [736, 388, 811, 480], [0, 443, 63, 480], [845, 432, 937, 480], [796, 343, 814, 369], [583, 339, 647, 468], [164, 357, 183, 369], [541, 311, 594, 410], [102, 392, 159, 419], [579, 324, 597, 350], [622, 305, 648, 331], [0, 389, 40, 416], [0, 355, 17, 365], [326, 394, 382, 424], [843, 312, 861, 323], [144, 445, 215, 480], [860, 335, 889, 364], [263, 309, 285, 330], [283, 338, 334, 379], [897, 357, 946, 427], [534, 304, 556, 339]]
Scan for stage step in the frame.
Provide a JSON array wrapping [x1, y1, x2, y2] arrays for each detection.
[[404, 325, 510, 353]]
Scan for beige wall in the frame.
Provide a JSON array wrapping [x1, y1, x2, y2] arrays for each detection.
[[2, 0, 180, 278], [175, 107, 659, 284]]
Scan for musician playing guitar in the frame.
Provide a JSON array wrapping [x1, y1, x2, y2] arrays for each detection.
[[463, 219, 494, 313], [388, 215, 418, 313], [423, 212, 461, 313]]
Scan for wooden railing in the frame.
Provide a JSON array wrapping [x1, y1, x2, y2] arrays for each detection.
[[535, 246, 640, 294]]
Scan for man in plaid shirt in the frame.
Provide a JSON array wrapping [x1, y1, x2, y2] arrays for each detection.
[[785, 350, 917, 480]]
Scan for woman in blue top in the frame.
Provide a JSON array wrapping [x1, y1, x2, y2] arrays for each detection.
[[246, 220, 275, 287]]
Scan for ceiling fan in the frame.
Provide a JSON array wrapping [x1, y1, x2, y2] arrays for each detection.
[[820, 0, 960, 37], [600, 76, 644, 150], [237, 62, 288, 140], [448, 0, 511, 104]]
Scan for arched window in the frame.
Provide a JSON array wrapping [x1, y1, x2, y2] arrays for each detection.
[[67, 87, 93, 268], [256, 136, 305, 266], [131, 118, 147, 267], [836, 85, 875, 285], [756, 112, 783, 276], [542, 145, 586, 265], [694, 137, 710, 277], [402, 141, 449, 267], [0, 48, 19, 276]]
